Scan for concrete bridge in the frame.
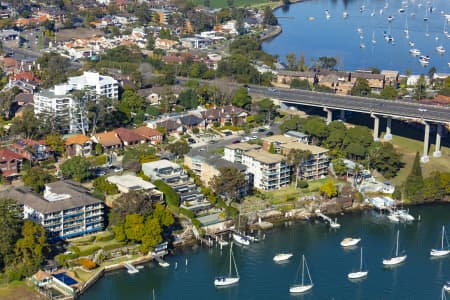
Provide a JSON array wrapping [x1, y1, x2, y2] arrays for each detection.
[[249, 86, 450, 163]]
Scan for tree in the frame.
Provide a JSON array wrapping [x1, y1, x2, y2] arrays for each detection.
[[124, 214, 145, 242], [118, 89, 145, 122], [369, 143, 403, 179], [36, 52, 71, 88], [303, 117, 328, 144], [140, 217, 162, 253], [46, 133, 65, 157], [167, 140, 190, 158], [10, 220, 48, 279], [319, 180, 338, 199], [93, 176, 119, 196], [61, 156, 90, 182], [111, 191, 153, 225], [286, 149, 312, 186], [231, 87, 251, 109], [263, 6, 278, 25], [351, 78, 371, 96], [210, 167, 246, 202], [317, 56, 337, 70], [414, 75, 427, 100], [178, 89, 198, 109], [152, 204, 174, 227], [332, 158, 346, 176], [286, 53, 296, 70], [268, 143, 276, 154], [204, 0, 210, 7], [280, 116, 304, 133], [22, 167, 55, 194], [380, 86, 398, 100], [404, 152, 424, 202], [0, 198, 22, 272]]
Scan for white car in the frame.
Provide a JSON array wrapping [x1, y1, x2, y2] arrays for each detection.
[[250, 136, 258, 140]]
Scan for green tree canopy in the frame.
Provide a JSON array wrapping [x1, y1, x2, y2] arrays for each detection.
[[351, 78, 371, 96], [111, 191, 153, 225], [319, 180, 338, 199], [404, 152, 424, 202], [210, 166, 246, 202], [231, 87, 252, 109], [61, 156, 90, 182], [22, 166, 55, 194]]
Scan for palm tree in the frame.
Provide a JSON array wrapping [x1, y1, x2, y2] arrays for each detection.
[[286, 149, 312, 187]]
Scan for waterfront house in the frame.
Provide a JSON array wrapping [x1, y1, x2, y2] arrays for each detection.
[[65, 134, 93, 158], [0, 148, 23, 180], [106, 174, 163, 203], [350, 72, 385, 94], [0, 181, 104, 240], [275, 70, 316, 87], [381, 70, 399, 87]]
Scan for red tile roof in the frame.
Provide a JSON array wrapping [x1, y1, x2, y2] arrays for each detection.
[[94, 131, 122, 147], [65, 134, 91, 146], [133, 126, 162, 139], [0, 149, 23, 161], [114, 128, 145, 143]]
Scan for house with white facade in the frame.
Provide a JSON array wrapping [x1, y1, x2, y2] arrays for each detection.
[[68, 71, 119, 99]]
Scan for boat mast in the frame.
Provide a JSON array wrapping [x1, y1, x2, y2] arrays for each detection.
[[229, 244, 232, 276], [232, 247, 239, 277], [442, 226, 445, 249], [360, 247, 363, 271], [395, 230, 399, 257], [301, 255, 305, 286]]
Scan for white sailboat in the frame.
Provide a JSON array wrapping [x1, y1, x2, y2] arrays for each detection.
[[340, 237, 361, 247], [444, 282, 450, 292], [371, 31, 377, 44], [404, 17, 409, 38], [233, 214, 250, 246], [289, 255, 313, 294], [442, 287, 448, 299], [348, 247, 368, 280], [430, 225, 450, 257], [382, 230, 407, 266], [214, 243, 239, 287]]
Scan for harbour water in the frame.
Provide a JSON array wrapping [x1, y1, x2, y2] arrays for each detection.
[[82, 204, 450, 300], [262, 0, 450, 73]]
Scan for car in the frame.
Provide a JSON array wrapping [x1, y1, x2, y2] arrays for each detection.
[[251, 130, 258, 134], [188, 138, 196, 144], [232, 140, 241, 144], [265, 131, 274, 136], [94, 169, 106, 176], [243, 136, 251, 142], [208, 140, 218, 144], [110, 166, 123, 173], [199, 148, 205, 152], [268, 87, 277, 92], [257, 128, 266, 133], [250, 136, 258, 140]]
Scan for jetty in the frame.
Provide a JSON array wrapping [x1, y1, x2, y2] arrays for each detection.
[[315, 210, 341, 228], [124, 262, 139, 274]]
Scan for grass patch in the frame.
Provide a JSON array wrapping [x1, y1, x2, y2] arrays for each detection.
[[389, 135, 450, 186], [0, 281, 41, 300]]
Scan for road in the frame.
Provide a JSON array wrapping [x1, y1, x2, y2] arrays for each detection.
[[248, 86, 450, 123]]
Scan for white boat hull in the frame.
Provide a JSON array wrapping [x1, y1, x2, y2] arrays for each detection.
[[348, 271, 368, 279], [340, 238, 361, 247], [159, 262, 170, 268], [233, 234, 250, 246], [430, 249, 450, 257], [214, 277, 239, 287], [273, 253, 293, 262], [289, 284, 313, 294], [444, 284, 450, 292], [383, 255, 407, 266]]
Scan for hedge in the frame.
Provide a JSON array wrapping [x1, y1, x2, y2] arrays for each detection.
[[153, 180, 180, 207]]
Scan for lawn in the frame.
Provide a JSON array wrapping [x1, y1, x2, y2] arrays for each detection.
[[193, 0, 275, 9], [389, 134, 450, 186], [0, 281, 42, 300]]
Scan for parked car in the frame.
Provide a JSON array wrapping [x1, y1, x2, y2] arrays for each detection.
[[232, 140, 241, 144], [268, 87, 277, 92], [208, 140, 218, 144], [110, 166, 123, 173], [265, 131, 274, 136], [250, 136, 258, 140], [188, 138, 196, 144], [257, 128, 266, 133]]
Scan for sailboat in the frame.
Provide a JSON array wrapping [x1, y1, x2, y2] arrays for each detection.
[[382, 230, 407, 266], [214, 243, 239, 287], [233, 214, 250, 246], [348, 247, 368, 280], [404, 17, 409, 38], [289, 255, 313, 294], [442, 287, 448, 299], [430, 225, 450, 257], [371, 31, 377, 44]]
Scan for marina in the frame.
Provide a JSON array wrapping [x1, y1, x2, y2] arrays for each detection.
[[81, 204, 450, 300], [263, 0, 450, 73]]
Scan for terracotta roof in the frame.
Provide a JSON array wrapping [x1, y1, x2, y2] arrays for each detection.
[[2, 57, 17, 67], [114, 128, 145, 143], [94, 131, 122, 147], [11, 72, 38, 82], [133, 126, 162, 139], [0, 148, 23, 161], [65, 134, 91, 146], [34, 270, 51, 281]]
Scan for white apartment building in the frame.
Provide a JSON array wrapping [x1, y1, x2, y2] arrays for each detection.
[[68, 71, 119, 99], [224, 143, 261, 164], [34, 72, 118, 134]]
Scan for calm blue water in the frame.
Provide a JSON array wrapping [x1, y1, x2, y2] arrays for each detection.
[[82, 205, 450, 300], [262, 0, 450, 73]]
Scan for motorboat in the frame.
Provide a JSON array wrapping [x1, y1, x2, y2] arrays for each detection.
[[387, 15, 394, 22], [383, 230, 407, 266], [360, 43, 366, 49], [387, 212, 400, 223], [444, 282, 450, 292], [159, 261, 170, 268], [342, 11, 349, 19], [399, 8, 405, 13], [233, 233, 250, 246], [340, 238, 361, 247], [436, 45, 446, 54], [214, 243, 240, 287], [430, 226, 450, 257], [409, 41, 415, 47], [397, 209, 414, 221], [409, 48, 421, 56], [273, 253, 293, 262], [289, 255, 313, 294], [348, 247, 368, 280]]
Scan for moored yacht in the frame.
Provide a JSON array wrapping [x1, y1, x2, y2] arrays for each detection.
[[436, 45, 446, 54], [409, 48, 421, 56]]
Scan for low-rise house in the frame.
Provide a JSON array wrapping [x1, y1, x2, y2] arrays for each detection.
[[201, 105, 248, 126], [275, 70, 316, 86], [284, 131, 309, 144], [381, 70, 399, 87], [0, 148, 23, 179], [113, 127, 147, 146], [106, 174, 163, 202], [179, 114, 205, 130], [155, 119, 184, 135], [350, 72, 385, 94], [0, 181, 104, 240], [65, 134, 92, 158], [10, 139, 54, 161], [155, 38, 178, 50], [133, 126, 163, 145], [93, 131, 122, 151]]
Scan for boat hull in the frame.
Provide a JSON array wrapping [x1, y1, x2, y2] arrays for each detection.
[[273, 253, 293, 262], [233, 234, 250, 246], [430, 249, 450, 257], [289, 284, 313, 294], [340, 238, 361, 247], [348, 271, 368, 280], [383, 255, 407, 266], [214, 277, 239, 287]]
